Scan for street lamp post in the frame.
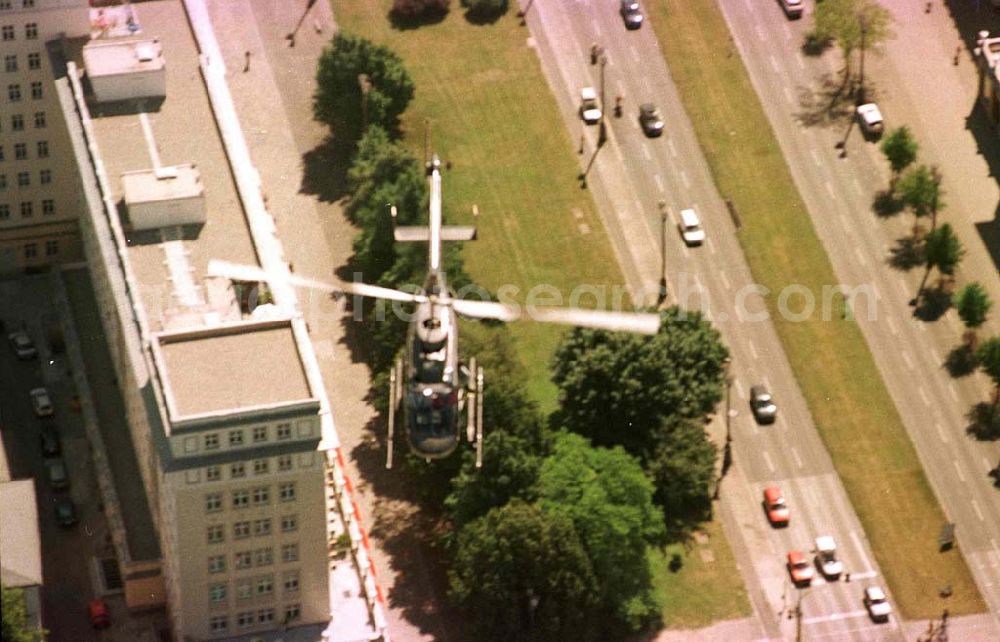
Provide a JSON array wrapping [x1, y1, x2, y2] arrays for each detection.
[[857, 13, 868, 104], [658, 200, 668, 305], [599, 54, 608, 145]]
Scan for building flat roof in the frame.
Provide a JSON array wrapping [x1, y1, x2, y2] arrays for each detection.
[[82, 37, 165, 77], [122, 164, 203, 203], [156, 321, 313, 419], [0, 480, 42, 588]]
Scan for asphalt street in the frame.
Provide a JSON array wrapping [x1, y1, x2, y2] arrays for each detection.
[[521, 1, 902, 639], [716, 0, 1000, 631]]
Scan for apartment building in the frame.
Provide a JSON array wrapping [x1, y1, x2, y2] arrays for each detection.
[[46, 1, 339, 638], [0, 0, 88, 274]]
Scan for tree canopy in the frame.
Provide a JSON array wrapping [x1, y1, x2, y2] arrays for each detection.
[[551, 306, 728, 457], [955, 282, 993, 332], [314, 33, 415, 141], [538, 433, 665, 634], [647, 417, 718, 535], [2, 587, 43, 642], [898, 164, 942, 225], [924, 223, 963, 278], [812, 0, 893, 76], [449, 500, 600, 642], [977, 337, 1000, 400], [880, 126, 918, 184]]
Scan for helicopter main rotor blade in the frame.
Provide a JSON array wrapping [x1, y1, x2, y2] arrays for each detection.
[[207, 259, 426, 304], [530, 307, 661, 335], [451, 299, 521, 322]]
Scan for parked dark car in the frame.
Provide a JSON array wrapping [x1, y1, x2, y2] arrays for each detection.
[[620, 0, 644, 29], [54, 496, 78, 527], [44, 457, 69, 491], [639, 103, 664, 137], [40, 427, 61, 457], [750, 384, 778, 424]]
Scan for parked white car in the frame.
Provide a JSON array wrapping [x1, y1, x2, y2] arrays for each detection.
[[678, 208, 706, 246], [30, 387, 54, 418], [863, 586, 892, 622], [579, 87, 602, 125], [8, 331, 37, 360], [856, 103, 884, 138], [815, 535, 844, 579]]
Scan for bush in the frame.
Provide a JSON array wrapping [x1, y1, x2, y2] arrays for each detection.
[[391, 0, 450, 22], [461, 0, 508, 20]]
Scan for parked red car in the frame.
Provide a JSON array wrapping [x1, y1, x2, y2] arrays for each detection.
[[88, 599, 110, 629]]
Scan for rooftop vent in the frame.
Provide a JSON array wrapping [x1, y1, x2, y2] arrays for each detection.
[[136, 44, 156, 62]]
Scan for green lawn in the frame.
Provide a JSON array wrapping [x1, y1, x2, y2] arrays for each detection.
[[336, 4, 627, 412], [651, 516, 751, 628], [648, 0, 984, 618], [336, 1, 751, 628]]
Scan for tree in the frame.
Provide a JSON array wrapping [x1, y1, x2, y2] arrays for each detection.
[[461, 0, 509, 20], [898, 164, 943, 233], [811, 0, 893, 94], [955, 282, 993, 348], [538, 433, 665, 634], [647, 417, 718, 536], [978, 337, 1000, 406], [551, 306, 728, 458], [449, 501, 600, 642], [2, 586, 44, 642], [391, 0, 450, 24], [915, 222, 963, 304], [314, 33, 415, 141], [880, 126, 918, 190]]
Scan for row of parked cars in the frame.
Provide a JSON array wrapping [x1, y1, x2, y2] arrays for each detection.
[[9, 330, 78, 527]]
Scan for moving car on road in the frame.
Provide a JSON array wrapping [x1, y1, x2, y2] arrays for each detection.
[[778, 0, 803, 19], [620, 0, 644, 29], [580, 87, 602, 125], [750, 384, 777, 424], [8, 331, 37, 360], [815, 535, 844, 579], [763, 486, 790, 527], [863, 585, 892, 622], [787, 550, 814, 586], [678, 208, 706, 246], [856, 103, 884, 139], [639, 103, 664, 137], [30, 387, 54, 418]]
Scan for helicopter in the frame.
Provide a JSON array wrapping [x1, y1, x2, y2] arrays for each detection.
[[207, 155, 661, 469]]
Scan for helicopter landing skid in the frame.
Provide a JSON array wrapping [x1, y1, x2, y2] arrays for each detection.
[[465, 357, 485, 468], [385, 357, 404, 470]]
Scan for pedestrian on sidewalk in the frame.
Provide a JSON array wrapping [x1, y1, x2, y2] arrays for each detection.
[[243, 50, 251, 73]]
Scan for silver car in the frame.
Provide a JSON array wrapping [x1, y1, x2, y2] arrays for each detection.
[[750, 384, 777, 424]]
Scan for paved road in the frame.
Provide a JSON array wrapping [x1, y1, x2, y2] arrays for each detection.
[[521, 1, 901, 639], [716, 0, 1000, 630]]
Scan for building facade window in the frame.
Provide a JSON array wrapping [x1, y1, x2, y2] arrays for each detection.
[[255, 575, 273, 595], [0, 145, 4, 160], [257, 609, 274, 625], [19, 201, 31, 217], [208, 555, 226, 574], [231, 462, 246, 478], [10, 114, 21, 131], [36, 140, 47, 158], [284, 604, 301, 622], [16, 170, 28, 186], [253, 518, 271, 536], [41, 199, 52, 215], [39, 169, 50, 184], [253, 459, 268, 475], [283, 571, 299, 592], [205, 493, 222, 513], [27, 52, 38, 69], [281, 514, 297, 533], [279, 482, 295, 502], [277, 455, 292, 471], [7, 83, 19, 100], [0, 3, 10, 12], [229, 429, 244, 446], [4, 55, 15, 72], [277, 423, 292, 440], [2, 26, 13, 41], [24, 22, 36, 39], [232, 489, 249, 508], [233, 521, 251, 539], [14, 142, 26, 159], [253, 426, 268, 443], [209, 616, 227, 633], [22, 1, 35, 9], [234, 551, 252, 569], [206, 465, 220, 481], [24, 243, 36, 259], [208, 583, 226, 603], [33, 111, 43, 128], [0, 173, 6, 190], [236, 612, 253, 628], [207, 524, 224, 544], [281, 543, 298, 563], [236, 580, 252, 600], [204, 433, 219, 450], [254, 548, 273, 567], [0, 204, 9, 220], [44, 240, 57, 256], [252, 486, 269, 506]]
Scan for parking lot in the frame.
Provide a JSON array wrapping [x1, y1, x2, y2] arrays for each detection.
[[0, 272, 166, 641]]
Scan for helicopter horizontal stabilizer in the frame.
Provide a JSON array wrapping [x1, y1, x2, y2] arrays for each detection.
[[393, 226, 477, 243]]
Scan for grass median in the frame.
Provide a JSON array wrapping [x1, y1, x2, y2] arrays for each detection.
[[647, 0, 984, 618], [336, 1, 750, 628]]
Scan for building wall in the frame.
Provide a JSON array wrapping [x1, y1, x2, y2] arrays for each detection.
[[0, 0, 88, 274]]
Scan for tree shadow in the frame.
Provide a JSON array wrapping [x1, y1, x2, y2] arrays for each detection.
[[945, 343, 978, 378], [990, 464, 1000, 488], [300, 134, 355, 204], [966, 402, 1000, 441], [873, 190, 904, 218], [913, 284, 953, 321], [388, 3, 450, 30], [801, 32, 833, 57], [794, 72, 857, 128], [887, 235, 924, 271]]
